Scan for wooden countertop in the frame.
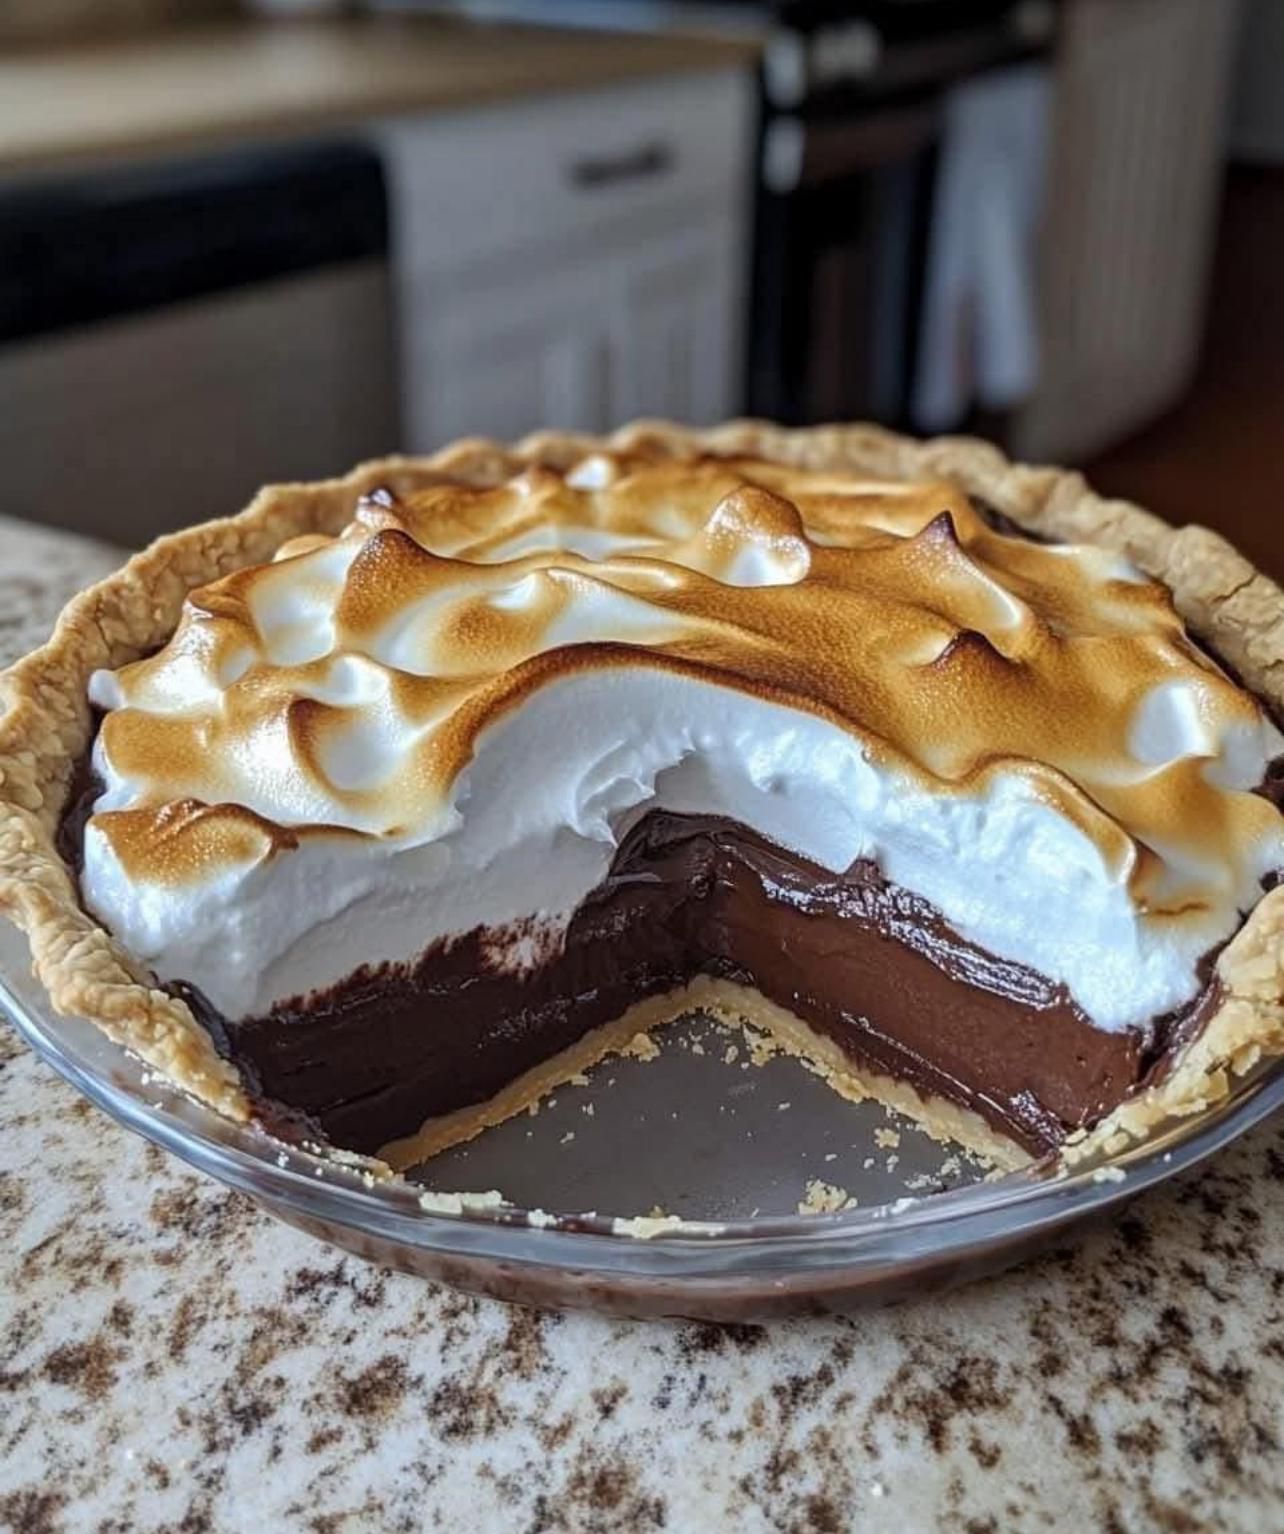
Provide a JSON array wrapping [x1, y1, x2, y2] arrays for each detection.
[[0, 15, 759, 177]]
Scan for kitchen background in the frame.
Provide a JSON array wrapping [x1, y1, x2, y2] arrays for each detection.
[[3, 12, 1284, 1529], [0, 0, 1279, 573]]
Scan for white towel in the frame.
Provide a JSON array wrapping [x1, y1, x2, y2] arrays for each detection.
[[912, 63, 1052, 433]]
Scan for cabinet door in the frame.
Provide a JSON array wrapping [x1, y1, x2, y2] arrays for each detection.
[[401, 264, 613, 450], [402, 219, 744, 450], [1013, 0, 1240, 460], [609, 221, 743, 426]]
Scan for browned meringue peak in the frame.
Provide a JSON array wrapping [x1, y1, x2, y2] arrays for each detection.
[[92, 450, 1281, 914]]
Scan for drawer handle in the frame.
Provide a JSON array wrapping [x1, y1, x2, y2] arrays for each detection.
[[567, 142, 675, 189]]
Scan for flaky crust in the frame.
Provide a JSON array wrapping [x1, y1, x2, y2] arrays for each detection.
[[2, 419, 1282, 1160]]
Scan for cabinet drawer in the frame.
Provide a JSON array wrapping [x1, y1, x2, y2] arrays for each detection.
[[379, 68, 753, 277]]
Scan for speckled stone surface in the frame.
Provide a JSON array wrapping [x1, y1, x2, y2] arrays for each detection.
[[2, 517, 1283, 1534]]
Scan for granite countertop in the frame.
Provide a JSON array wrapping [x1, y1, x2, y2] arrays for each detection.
[[2, 515, 1283, 1533], [0, 15, 758, 177]]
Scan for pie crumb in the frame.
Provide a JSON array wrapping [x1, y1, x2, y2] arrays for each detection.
[[622, 1031, 661, 1062], [798, 1178, 858, 1215], [744, 1026, 781, 1068], [611, 1212, 691, 1239], [418, 1189, 506, 1215], [874, 1127, 901, 1149]]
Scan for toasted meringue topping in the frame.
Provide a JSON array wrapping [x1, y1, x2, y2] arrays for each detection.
[[83, 451, 1284, 1027]]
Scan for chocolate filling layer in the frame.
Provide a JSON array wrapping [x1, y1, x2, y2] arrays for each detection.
[[172, 811, 1216, 1161]]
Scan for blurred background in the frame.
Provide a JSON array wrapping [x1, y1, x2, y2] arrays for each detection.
[[0, 0, 1279, 572]]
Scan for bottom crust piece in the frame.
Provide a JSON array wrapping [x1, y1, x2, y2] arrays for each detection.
[[380, 977, 1033, 1175]]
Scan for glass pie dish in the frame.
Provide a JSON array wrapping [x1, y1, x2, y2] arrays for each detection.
[[4, 914, 1280, 1322]]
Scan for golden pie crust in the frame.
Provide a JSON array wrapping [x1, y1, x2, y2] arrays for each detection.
[[2, 419, 1282, 1169]]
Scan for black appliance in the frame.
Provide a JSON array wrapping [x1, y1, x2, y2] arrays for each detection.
[[745, 0, 1058, 426]]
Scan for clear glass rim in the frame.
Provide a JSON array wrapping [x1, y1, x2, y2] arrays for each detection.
[[5, 934, 1281, 1281]]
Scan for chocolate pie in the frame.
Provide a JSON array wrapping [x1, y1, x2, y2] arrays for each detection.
[[3, 421, 1283, 1176]]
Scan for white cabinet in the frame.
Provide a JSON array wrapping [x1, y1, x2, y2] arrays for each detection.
[[1013, 0, 1240, 462], [609, 229, 741, 424], [378, 70, 754, 451], [417, 258, 614, 445]]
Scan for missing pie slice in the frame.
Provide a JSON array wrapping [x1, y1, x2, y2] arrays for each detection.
[[3, 421, 1283, 1177]]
